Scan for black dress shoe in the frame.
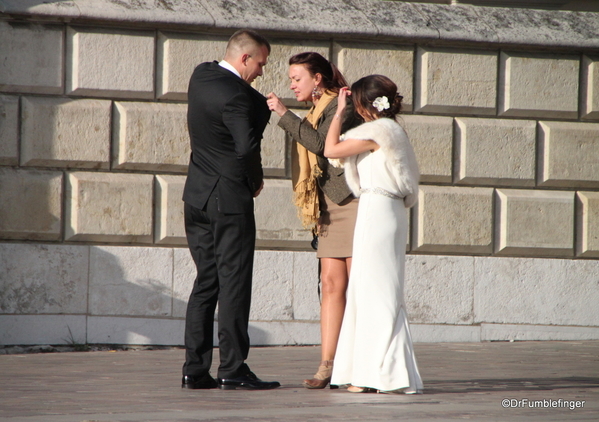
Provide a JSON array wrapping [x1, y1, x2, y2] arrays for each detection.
[[182, 374, 218, 389], [218, 371, 281, 390]]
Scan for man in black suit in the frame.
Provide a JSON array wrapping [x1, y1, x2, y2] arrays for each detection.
[[181, 29, 279, 390]]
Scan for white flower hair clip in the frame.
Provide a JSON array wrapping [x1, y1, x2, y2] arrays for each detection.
[[372, 96, 390, 112]]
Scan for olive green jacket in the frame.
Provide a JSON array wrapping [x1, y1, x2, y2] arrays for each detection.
[[277, 98, 362, 205]]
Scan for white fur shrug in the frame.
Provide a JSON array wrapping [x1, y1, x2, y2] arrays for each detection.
[[338, 118, 420, 208]]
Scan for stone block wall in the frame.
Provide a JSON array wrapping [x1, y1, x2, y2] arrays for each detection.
[[2, 0, 599, 346]]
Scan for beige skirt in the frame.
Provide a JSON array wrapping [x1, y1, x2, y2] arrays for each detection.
[[316, 193, 359, 259]]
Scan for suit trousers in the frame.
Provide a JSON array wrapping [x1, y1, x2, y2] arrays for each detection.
[[182, 190, 255, 379]]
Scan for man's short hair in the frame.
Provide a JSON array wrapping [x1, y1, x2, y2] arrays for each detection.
[[226, 29, 271, 56]]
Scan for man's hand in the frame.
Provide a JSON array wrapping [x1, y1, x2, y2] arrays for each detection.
[[253, 181, 264, 197], [266, 92, 288, 117]]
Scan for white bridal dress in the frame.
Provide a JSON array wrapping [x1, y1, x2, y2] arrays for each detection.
[[330, 118, 423, 393]]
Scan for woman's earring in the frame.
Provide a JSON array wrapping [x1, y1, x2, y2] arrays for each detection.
[[312, 86, 322, 100]]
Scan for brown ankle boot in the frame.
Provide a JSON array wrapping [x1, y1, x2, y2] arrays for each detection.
[[302, 360, 338, 389]]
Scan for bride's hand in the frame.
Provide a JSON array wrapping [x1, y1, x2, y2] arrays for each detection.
[[337, 87, 351, 115], [266, 92, 288, 117]]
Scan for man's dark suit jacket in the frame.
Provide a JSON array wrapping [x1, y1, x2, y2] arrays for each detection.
[[183, 61, 271, 214]]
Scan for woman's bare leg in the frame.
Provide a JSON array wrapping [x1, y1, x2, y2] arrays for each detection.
[[303, 256, 351, 388], [319, 257, 351, 361]]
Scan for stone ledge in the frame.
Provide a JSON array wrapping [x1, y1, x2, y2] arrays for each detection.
[[88, 317, 322, 346], [0, 315, 87, 346], [2, 315, 322, 346], [0, 315, 599, 347], [2, 0, 598, 50], [410, 324, 481, 343], [87, 316, 184, 345], [481, 323, 599, 341], [4, 315, 599, 346]]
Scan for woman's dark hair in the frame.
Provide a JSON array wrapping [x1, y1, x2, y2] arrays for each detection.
[[289, 52, 347, 93], [350, 74, 403, 120]]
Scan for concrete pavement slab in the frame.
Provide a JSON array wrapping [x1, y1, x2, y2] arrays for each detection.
[[0, 341, 598, 421]]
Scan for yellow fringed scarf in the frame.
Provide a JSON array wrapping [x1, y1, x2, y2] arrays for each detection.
[[292, 90, 337, 230]]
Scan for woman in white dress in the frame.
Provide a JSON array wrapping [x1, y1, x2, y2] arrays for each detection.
[[324, 75, 423, 394]]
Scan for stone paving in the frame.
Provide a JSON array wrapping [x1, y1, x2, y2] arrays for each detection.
[[0, 341, 598, 421]]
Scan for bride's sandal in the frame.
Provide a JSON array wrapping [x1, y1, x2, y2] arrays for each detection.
[[302, 360, 337, 389], [377, 386, 423, 395], [347, 385, 377, 393], [402, 387, 423, 395]]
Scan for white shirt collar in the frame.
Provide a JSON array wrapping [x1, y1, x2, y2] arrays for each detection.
[[219, 60, 241, 79]]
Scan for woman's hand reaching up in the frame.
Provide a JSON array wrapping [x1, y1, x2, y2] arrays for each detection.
[[266, 92, 288, 117], [335, 87, 351, 117]]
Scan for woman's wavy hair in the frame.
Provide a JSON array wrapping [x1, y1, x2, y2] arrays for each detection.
[[350, 74, 403, 120], [289, 52, 347, 93]]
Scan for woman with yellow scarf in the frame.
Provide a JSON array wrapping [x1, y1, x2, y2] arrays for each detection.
[[267, 52, 361, 389]]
